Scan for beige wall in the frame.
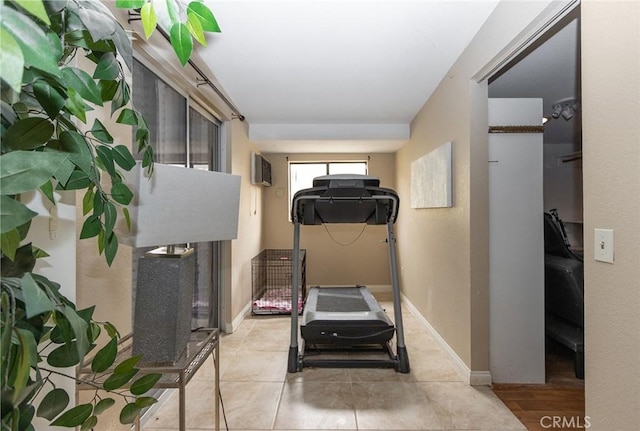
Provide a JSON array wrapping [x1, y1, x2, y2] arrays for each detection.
[[262, 153, 396, 287], [396, 0, 558, 374], [228, 120, 263, 326], [582, 2, 640, 429]]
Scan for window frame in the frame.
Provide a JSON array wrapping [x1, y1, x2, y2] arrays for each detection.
[[287, 160, 368, 219]]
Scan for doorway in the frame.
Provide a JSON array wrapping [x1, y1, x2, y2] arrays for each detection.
[[487, 1, 583, 387]]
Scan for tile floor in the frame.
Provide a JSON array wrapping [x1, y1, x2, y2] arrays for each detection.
[[142, 297, 526, 431]]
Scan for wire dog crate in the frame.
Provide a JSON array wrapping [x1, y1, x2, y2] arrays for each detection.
[[251, 249, 306, 315]]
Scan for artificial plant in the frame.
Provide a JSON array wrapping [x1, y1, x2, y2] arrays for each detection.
[[0, 0, 220, 429]]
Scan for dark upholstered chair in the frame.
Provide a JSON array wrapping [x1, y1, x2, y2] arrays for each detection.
[[544, 211, 584, 379]]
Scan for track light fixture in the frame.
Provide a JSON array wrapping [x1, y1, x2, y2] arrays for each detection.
[[550, 98, 580, 121]]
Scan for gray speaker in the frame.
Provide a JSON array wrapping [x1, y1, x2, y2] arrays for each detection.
[[132, 248, 194, 364]]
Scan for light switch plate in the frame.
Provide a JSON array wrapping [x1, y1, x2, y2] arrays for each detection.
[[594, 228, 614, 263]]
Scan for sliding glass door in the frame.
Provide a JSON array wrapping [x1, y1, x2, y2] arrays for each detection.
[[189, 107, 221, 329], [131, 58, 222, 330]]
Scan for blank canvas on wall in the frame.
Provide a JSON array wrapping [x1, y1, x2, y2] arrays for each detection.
[[411, 141, 452, 208]]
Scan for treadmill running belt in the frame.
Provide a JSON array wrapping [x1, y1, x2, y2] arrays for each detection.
[[316, 288, 371, 312], [301, 286, 395, 345]]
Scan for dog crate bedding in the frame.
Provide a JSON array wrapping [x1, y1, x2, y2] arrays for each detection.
[[251, 249, 306, 314]]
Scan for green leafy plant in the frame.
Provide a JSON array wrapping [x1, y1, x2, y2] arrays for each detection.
[[0, 0, 220, 429]]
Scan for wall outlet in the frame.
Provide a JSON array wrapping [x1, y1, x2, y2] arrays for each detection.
[[594, 228, 614, 263]]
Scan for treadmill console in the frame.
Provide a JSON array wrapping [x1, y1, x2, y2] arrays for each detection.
[[312, 174, 380, 188], [292, 174, 399, 225]]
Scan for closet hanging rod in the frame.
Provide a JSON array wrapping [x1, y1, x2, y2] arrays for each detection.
[[128, 11, 245, 121]]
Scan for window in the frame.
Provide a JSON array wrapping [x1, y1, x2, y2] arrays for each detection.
[[188, 106, 221, 329], [288, 161, 368, 217], [132, 59, 187, 165]]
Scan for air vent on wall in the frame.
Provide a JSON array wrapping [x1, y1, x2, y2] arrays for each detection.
[[250, 152, 272, 187]]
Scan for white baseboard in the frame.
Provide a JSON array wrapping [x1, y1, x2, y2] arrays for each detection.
[[401, 294, 493, 386], [224, 301, 252, 334]]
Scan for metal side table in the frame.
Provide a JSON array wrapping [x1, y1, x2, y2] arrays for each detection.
[[78, 328, 220, 431]]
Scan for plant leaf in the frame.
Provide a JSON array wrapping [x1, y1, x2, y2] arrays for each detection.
[[1, 243, 36, 277], [152, 0, 179, 33], [47, 341, 80, 367], [59, 130, 93, 175], [0, 28, 24, 93], [0, 151, 68, 195], [103, 368, 138, 391], [103, 202, 117, 235], [96, 145, 116, 176], [0, 5, 61, 77], [51, 403, 93, 427], [129, 373, 162, 395], [36, 388, 69, 421], [58, 169, 92, 190], [0, 196, 38, 234], [82, 187, 95, 215], [119, 402, 141, 425], [116, 108, 138, 125], [33, 79, 67, 119], [141, 1, 157, 39], [90, 119, 114, 144], [103, 322, 120, 339], [13, 328, 37, 403], [187, 12, 206, 46], [110, 79, 130, 114], [93, 190, 105, 216], [111, 18, 133, 71], [0, 228, 21, 261], [52, 157, 76, 187], [187, 1, 220, 32], [65, 87, 89, 123], [93, 398, 115, 415], [113, 355, 140, 374], [112, 145, 137, 170], [81, 415, 98, 431], [99, 79, 119, 101], [91, 336, 117, 372], [3, 117, 54, 151], [39, 180, 55, 204], [78, 7, 116, 43], [14, 0, 51, 25], [134, 396, 157, 408], [122, 207, 131, 230], [1, 292, 12, 368], [93, 52, 120, 80], [115, 0, 147, 8], [61, 67, 103, 106], [21, 272, 56, 318], [169, 22, 192, 67], [104, 231, 118, 266], [79, 215, 101, 239], [76, 305, 96, 322], [111, 182, 133, 205], [63, 304, 91, 357]]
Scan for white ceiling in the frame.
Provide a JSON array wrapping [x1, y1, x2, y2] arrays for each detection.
[[199, 0, 500, 152], [197, 1, 579, 153]]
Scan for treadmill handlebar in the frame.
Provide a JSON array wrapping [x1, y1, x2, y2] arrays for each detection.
[[292, 189, 399, 225]]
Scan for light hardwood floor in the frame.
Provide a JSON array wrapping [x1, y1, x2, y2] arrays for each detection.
[[492, 340, 586, 431]]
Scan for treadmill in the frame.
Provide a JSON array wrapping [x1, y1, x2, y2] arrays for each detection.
[[288, 174, 410, 373]]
